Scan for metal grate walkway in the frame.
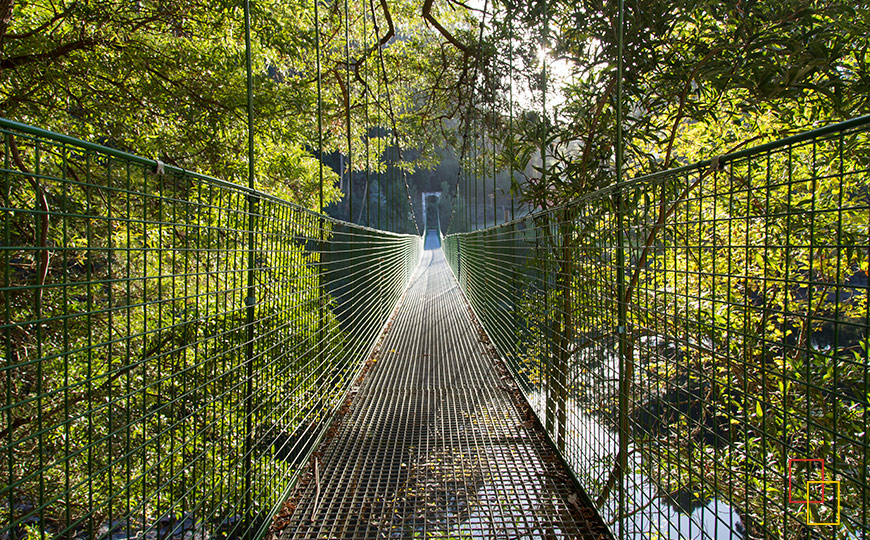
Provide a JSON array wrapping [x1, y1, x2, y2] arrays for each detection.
[[272, 245, 606, 540]]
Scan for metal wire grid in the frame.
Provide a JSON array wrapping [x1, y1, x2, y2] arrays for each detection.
[[276, 247, 605, 539], [444, 117, 870, 539], [0, 119, 421, 540]]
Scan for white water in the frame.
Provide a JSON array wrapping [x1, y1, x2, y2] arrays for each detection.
[[528, 390, 746, 540]]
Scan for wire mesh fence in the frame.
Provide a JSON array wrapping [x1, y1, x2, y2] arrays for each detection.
[[0, 118, 421, 540], [444, 116, 870, 539]]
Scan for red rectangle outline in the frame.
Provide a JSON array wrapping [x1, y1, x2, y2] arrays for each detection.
[[788, 458, 825, 504]]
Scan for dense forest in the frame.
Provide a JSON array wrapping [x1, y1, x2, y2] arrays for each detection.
[[1, 0, 867, 212]]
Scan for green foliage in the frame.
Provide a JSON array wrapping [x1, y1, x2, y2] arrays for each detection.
[[0, 0, 347, 208], [447, 119, 870, 537], [452, 0, 870, 213], [625, 132, 869, 536], [0, 123, 421, 536]]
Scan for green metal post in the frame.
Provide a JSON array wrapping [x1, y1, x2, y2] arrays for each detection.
[[557, 205, 571, 452], [483, 131, 487, 229], [615, 0, 629, 531], [475, 134, 478, 230], [363, 0, 370, 226], [314, 0, 326, 422], [492, 109, 496, 226], [541, 0, 553, 438], [243, 0, 257, 534], [315, 2, 323, 216], [492, 56, 497, 226], [541, 2, 548, 208], [509, 11, 515, 223], [344, 0, 352, 222]]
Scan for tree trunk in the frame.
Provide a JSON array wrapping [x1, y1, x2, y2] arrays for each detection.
[[0, 0, 14, 58]]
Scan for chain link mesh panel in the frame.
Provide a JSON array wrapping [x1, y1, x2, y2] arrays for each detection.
[[0, 119, 420, 540], [445, 117, 870, 540]]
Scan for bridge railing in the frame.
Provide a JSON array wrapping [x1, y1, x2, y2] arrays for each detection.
[[445, 116, 870, 540], [0, 118, 421, 540]]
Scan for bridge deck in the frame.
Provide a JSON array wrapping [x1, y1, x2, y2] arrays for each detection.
[[273, 247, 605, 540]]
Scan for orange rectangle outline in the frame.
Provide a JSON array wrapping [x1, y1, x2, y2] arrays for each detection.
[[805, 480, 840, 526]]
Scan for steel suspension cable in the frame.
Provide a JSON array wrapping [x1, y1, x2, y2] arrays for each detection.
[[483, 103, 487, 228], [242, 0, 256, 527], [313, 0, 327, 466], [369, 17, 419, 235], [362, 0, 370, 226], [614, 0, 629, 528], [364, 0, 382, 231], [475, 131, 479, 229], [509, 6, 514, 221], [314, 0, 324, 215], [491, 50, 497, 226], [376, 38, 381, 231], [345, 0, 353, 222], [541, 0, 548, 212], [444, 0, 489, 234]]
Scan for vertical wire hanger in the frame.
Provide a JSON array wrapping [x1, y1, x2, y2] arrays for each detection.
[[344, 0, 353, 221], [315, 0, 324, 214]]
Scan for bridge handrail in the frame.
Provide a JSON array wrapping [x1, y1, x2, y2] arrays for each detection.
[[448, 113, 870, 237], [0, 117, 421, 540], [445, 115, 870, 539]]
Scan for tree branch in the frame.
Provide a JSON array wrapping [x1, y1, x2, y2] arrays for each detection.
[[6, 3, 74, 41], [8, 134, 49, 317], [2, 37, 101, 69], [663, 46, 725, 169], [352, 0, 395, 90], [422, 0, 474, 57], [578, 76, 617, 187], [0, 0, 15, 66], [445, 0, 487, 14], [595, 133, 771, 510]]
